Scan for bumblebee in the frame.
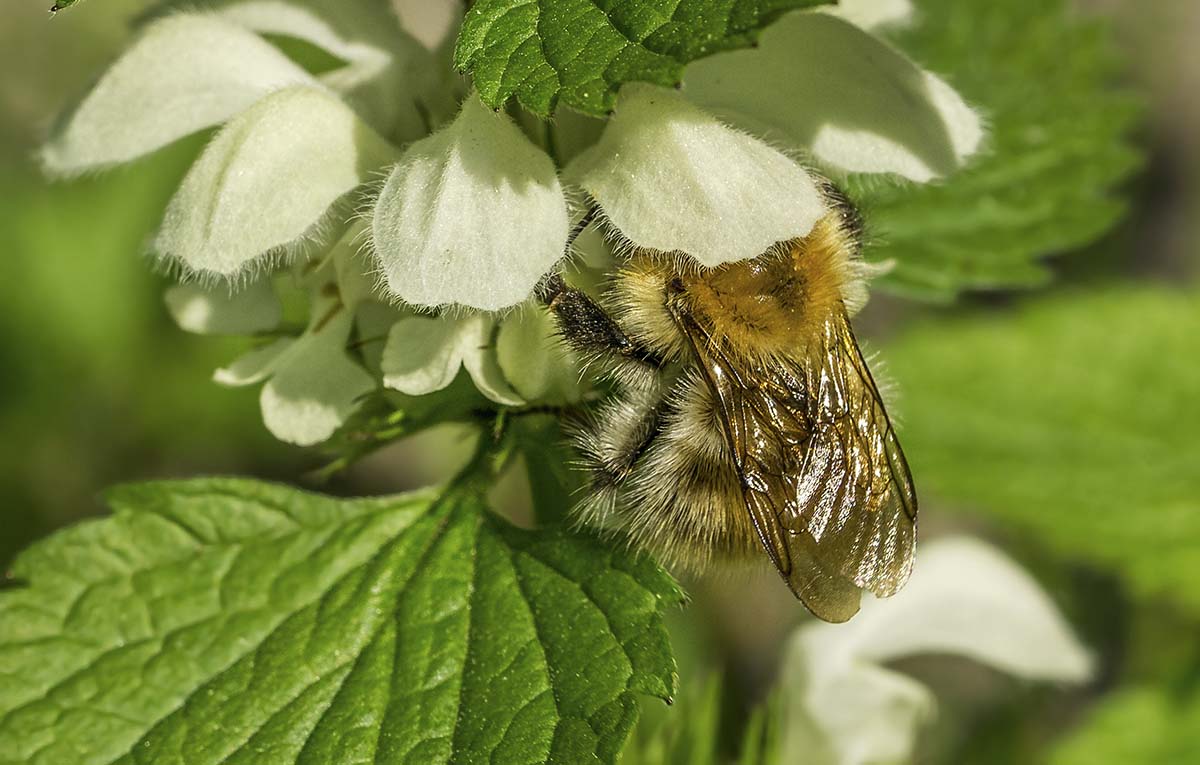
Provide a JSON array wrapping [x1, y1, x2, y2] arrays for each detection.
[[537, 188, 916, 623]]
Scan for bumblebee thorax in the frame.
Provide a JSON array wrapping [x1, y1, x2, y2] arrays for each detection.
[[679, 218, 854, 359]]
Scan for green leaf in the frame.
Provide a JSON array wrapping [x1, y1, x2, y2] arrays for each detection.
[[0, 478, 682, 764], [1052, 688, 1200, 765], [886, 288, 1200, 612], [454, 0, 829, 117], [848, 0, 1142, 300]]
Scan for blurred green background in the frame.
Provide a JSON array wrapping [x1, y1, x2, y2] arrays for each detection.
[[1, 1, 1197, 762]]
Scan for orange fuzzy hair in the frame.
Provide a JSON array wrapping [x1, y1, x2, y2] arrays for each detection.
[[607, 212, 864, 367]]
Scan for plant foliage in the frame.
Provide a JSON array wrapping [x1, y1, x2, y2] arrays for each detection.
[[455, 0, 828, 116], [0, 478, 682, 764], [888, 288, 1200, 612]]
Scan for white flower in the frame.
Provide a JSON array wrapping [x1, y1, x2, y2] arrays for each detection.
[[570, 9, 982, 263], [371, 95, 569, 311], [148, 0, 444, 138], [214, 295, 375, 446], [44, 5, 430, 280], [157, 85, 398, 277], [684, 12, 983, 182], [213, 229, 378, 445], [566, 84, 827, 267], [44, 0, 521, 440], [44, 0, 983, 302], [780, 537, 1093, 765], [41, 14, 314, 174], [381, 313, 523, 406]]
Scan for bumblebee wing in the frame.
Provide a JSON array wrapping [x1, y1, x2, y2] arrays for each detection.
[[744, 489, 864, 622], [679, 309, 916, 620], [795, 313, 917, 597], [707, 345, 862, 622]]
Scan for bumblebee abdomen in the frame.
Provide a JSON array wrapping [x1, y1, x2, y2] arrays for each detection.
[[573, 371, 762, 572]]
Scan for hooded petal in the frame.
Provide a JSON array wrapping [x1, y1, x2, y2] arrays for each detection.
[[371, 95, 569, 310], [165, 279, 282, 335], [156, 85, 398, 277], [42, 14, 313, 174], [565, 84, 826, 267], [381, 314, 523, 405], [155, 0, 441, 138], [684, 12, 983, 182], [259, 298, 376, 445], [781, 537, 1092, 765]]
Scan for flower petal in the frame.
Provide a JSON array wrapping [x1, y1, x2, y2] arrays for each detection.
[[781, 657, 934, 765], [162, 0, 438, 138], [260, 299, 375, 445], [684, 12, 983, 182], [781, 536, 1092, 765], [156, 85, 398, 277], [372, 95, 569, 310], [565, 84, 826, 267], [836, 537, 1093, 679], [180, 0, 403, 65], [380, 315, 464, 396], [165, 279, 282, 335], [457, 316, 524, 407], [496, 308, 581, 403], [42, 14, 313, 174], [827, 0, 915, 31], [381, 314, 524, 405], [214, 338, 294, 387]]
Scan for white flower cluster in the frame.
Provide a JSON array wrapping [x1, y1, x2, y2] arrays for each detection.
[[45, 0, 982, 445]]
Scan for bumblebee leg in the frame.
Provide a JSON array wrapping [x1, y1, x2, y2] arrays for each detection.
[[536, 204, 664, 368], [536, 272, 664, 368]]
